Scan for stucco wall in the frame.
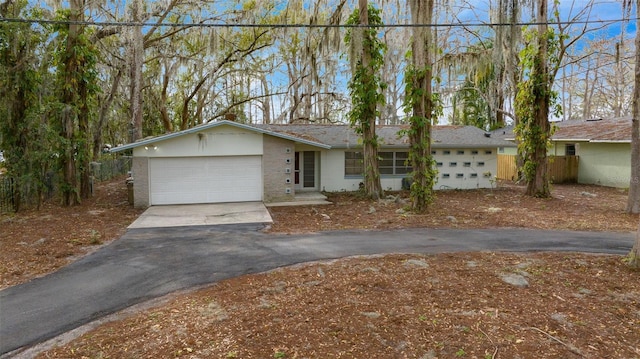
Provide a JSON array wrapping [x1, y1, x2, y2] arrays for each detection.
[[320, 148, 499, 192], [263, 136, 295, 202], [132, 156, 149, 208], [132, 125, 263, 158], [577, 142, 630, 188]]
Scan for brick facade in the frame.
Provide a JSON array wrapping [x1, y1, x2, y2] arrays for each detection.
[[132, 156, 149, 208], [262, 135, 295, 202]]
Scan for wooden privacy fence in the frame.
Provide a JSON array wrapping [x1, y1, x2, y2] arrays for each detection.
[[497, 155, 579, 183]]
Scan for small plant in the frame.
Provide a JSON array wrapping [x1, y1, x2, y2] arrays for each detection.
[[226, 351, 238, 358], [456, 348, 466, 357], [274, 350, 286, 358], [89, 229, 102, 245]]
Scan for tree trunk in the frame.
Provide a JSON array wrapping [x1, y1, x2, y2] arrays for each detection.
[[627, 0, 640, 214], [359, 0, 382, 200], [60, 1, 83, 206], [408, 0, 436, 212], [526, 0, 551, 198], [128, 0, 144, 142], [93, 68, 123, 161]]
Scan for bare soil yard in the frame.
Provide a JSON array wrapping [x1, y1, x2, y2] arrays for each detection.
[[2, 178, 639, 358]]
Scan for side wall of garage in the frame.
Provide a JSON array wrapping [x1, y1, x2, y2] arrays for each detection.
[[132, 156, 149, 208]]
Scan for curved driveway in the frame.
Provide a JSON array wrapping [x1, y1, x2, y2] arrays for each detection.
[[0, 224, 634, 356]]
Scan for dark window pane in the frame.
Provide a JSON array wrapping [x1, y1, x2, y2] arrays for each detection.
[[344, 151, 363, 175]]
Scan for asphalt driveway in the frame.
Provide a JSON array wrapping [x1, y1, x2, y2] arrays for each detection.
[[0, 225, 634, 356]]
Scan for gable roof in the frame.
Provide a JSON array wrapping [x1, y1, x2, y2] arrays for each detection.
[[492, 117, 632, 143], [553, 117, 631, 142], [110, 120, 514, 153], [109, 120, 331, 153], [257, 123, 514, 149]]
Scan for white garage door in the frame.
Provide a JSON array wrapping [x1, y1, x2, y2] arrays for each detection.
[[149, 156, 262, 205]]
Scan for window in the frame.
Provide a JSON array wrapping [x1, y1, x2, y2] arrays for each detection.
[[470, 173, 478, 178], [395, 152, 411, 174], [457, 150, 465, 155], [485, 150, 493, 155], [379, 152, 394, 174], [449, 162, 457, 167], [345, 151, 363, 175], [443, 150, 451, 155], [436, 162, 443, 167], [463, 162, 471, 167], [471, 150, 479, 155], [456, 173, 464, 178], [442, 173, 450, 178], [477, 162, 485, 167], [566, 144, 576, 156], [344, 151, 412, 176], [431, 150, 437, 155]]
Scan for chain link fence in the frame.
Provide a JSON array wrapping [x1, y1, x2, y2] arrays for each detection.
[[0, 156, 132, 213]]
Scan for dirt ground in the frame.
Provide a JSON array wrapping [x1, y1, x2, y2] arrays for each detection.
[[2, 178, 639, 358]]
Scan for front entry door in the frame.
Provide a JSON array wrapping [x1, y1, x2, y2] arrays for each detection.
[[295, 151, 317, 190]]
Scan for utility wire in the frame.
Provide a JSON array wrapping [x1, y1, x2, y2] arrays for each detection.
[[0, 16, 634, 29]]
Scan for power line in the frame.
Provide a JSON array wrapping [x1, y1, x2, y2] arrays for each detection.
[[0, 16, 634, 29]]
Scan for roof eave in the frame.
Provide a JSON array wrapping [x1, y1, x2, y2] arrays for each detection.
[[552, 138, 590, 142]]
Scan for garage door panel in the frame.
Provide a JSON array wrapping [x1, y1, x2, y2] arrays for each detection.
[[149, 156, 262, 205]]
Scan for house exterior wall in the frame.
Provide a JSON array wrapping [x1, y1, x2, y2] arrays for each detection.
[[132, 125, 263, 158], [319, 148, 499, 192], [263, 135, 295, 202], [132, 156, 149, 208], [433, 148, 498, 189], [577, 142, 630, 188]]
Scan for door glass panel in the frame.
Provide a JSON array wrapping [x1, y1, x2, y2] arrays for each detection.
[[303, 151, 315, 188]]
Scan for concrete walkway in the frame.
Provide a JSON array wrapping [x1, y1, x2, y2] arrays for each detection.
[[0, 227, 634, 356], [128, 202, 273, 229]]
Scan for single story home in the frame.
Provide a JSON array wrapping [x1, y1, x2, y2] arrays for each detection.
[[493, 117, 631, 188], [110, 120, 514, 207]]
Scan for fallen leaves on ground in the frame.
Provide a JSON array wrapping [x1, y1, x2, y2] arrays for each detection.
[[38, 253, 640, 359], [2, 181, 639, 358]]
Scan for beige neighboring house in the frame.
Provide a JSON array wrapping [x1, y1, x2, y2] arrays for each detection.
[[110, 120, 513, 208], [494, 117, 631, 188]]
